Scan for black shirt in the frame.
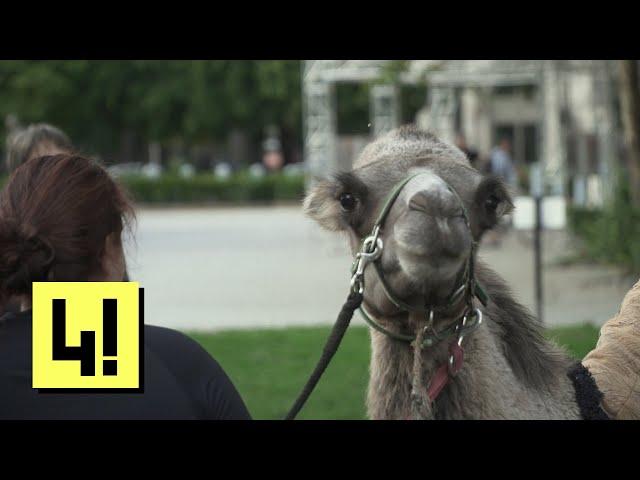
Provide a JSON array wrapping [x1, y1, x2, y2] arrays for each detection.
[[0, 309, 252, 420]]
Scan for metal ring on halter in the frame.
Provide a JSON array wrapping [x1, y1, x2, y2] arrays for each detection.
[[449, 308, 483, 370], [425, 309, 435, 330], [456, 308, 483, 347], [351, 276, 364, 295], [423, 309, 443, 341], [356, 238, 383, 274], [368, 225, 381, 247], [362, 235, 383, 256]]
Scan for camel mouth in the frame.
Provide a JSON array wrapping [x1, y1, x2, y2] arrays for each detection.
[[376, 248, 468, 305], [367, 256, 466, 321], [397, 251, 465, 281]]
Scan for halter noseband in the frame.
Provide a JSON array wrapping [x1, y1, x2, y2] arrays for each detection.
[[350, 172, 488, 348]]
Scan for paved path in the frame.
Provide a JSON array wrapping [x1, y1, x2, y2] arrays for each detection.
[[125, 206, 635, 331]]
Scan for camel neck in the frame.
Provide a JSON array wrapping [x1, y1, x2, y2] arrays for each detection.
[[366, 313, 580, 420]]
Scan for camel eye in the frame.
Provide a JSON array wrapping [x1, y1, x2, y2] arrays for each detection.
[[485, 194, 500, 213], [339, 192, 357, 211]]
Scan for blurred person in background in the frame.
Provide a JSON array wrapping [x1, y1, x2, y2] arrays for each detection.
[[0, 154, 251, 419], [484, 137, 518, 247], [262, 125, 284, 173], [5, 123, 74, 172], [454, 133, 480, 168], [489, 137, 518, 190], [4, 114, 22, 156], [1, 124, 77, 316]]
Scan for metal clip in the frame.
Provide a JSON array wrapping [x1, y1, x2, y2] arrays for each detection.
[[447, 310, 481, 376], [350, 236, 383, 294], [455, 308, 483, 347]]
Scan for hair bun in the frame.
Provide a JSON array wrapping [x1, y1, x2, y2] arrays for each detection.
[[0, 218, 55, 298]]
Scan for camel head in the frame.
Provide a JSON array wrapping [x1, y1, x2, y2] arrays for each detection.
[[304, 125, 514, 321]]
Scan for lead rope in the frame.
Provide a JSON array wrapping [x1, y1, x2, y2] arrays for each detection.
[[410, 320, 433, 420], [284, 290, 363, 420]]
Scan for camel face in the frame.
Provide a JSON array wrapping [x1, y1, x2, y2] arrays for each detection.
[[380, 169, 473, 301], [304, 126, 513, 318]]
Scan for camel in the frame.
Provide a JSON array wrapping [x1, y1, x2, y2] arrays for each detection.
[[303, 125, 590, 420]]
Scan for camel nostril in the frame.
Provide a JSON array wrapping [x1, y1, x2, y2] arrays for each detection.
[[408, 191, 431, 213]]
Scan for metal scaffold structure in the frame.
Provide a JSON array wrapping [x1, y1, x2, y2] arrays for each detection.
[[421, 60, 618, 199], [302, 60, 428, 180], [302, 60, 619, 202]]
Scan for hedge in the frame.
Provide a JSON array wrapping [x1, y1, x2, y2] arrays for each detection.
[[567, 178, 640, 276], [118, 172, 306, 205], [0, 171, 307, 205]]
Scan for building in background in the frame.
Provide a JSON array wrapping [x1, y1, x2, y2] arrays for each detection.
[[302, 60, 620, 207]]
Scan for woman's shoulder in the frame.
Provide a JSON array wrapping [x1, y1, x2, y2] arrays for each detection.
[[143, 324, 210, 362], [143, 325, 218, 392], [143, 324, 227, 380], [142, 324, 252, 419]]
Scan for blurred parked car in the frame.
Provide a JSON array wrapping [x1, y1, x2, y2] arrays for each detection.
[[107, 162, 144, 178]]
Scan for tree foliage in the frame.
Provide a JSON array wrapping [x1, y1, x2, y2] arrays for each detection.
[[0, 60, 303, 157], [617, 60, 640, 207]]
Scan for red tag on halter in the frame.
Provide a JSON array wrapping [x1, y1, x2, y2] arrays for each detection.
[[426, 342, 465, 402]]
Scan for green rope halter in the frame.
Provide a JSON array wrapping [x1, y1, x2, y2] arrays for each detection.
[[352, 171, 488, 347]]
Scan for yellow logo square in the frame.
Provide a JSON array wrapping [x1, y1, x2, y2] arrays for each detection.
[[32, 282, 143, 392]]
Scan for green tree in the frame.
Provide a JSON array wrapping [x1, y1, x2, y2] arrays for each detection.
[[0, 60, 304, 163]]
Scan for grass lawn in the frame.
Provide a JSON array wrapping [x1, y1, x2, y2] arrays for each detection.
[[187, 323, 600, 420]]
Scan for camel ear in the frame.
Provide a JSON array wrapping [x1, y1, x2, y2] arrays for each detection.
[[473, 176, 514, 231], [495, 197, 514, 218], [493, 187, 514, 218], [303, 179, 345, 231]]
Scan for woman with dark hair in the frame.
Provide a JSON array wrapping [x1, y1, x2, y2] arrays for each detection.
[[1, 123, 78, 317], [2, 124, 130, 314], [0, 154, 251, 419]]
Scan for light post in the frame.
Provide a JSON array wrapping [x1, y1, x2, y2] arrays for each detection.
[[530, 161, 544, 323]]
